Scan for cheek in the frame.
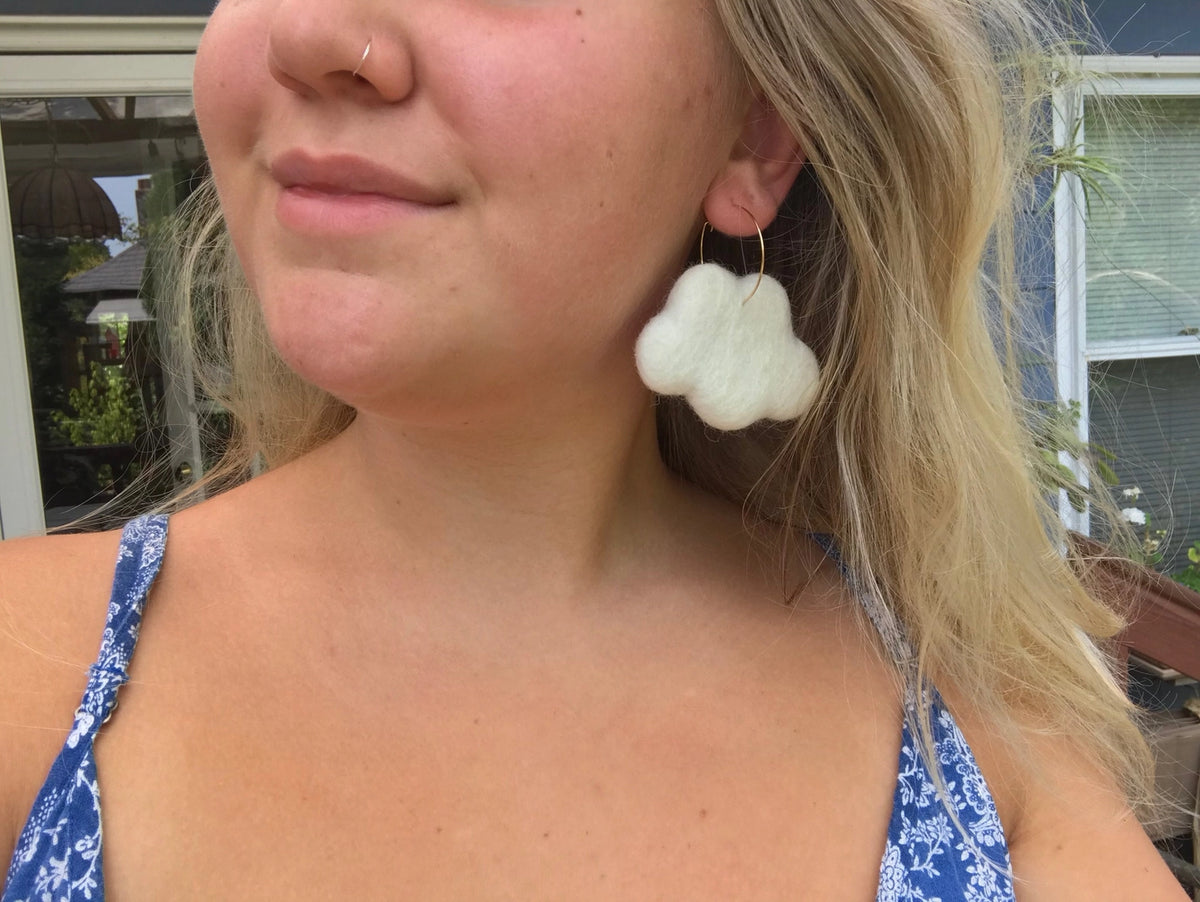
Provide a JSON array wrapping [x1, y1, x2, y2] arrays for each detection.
[[193, 6, 280, 328], [438, 12, 737, 317], [443, 11, 732, 196], [193, 7, 266, 158], [193, 3, 280, 275]]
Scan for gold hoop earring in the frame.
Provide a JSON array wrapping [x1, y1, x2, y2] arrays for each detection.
[[352, 39, 372, 79], [697, 206, 766, 304], [636, 204, 821, 431]]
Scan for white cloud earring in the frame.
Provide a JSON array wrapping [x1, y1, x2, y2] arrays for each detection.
[[635, 211, 821, 431]]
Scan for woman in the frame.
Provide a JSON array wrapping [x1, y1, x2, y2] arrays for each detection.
[[0, 0, 1186, 898]]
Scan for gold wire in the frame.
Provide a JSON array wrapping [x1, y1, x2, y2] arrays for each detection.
[[352, 39, 372, 79], [697, 206, 767, 304]]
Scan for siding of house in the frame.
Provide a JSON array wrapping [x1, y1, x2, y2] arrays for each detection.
[[1084, 1, 1200, 55]]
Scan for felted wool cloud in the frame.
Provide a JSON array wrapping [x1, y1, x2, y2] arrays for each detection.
[[635, 263, 821, 431]]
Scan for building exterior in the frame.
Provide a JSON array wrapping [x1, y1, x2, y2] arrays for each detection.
[[0, 3, 1197, 576], [1058, 2, 1200, 571]]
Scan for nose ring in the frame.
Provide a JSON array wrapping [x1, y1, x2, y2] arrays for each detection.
[[352, 39, 372, 79]]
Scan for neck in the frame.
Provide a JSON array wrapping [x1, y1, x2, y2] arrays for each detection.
[[290, 386, 688, 599]]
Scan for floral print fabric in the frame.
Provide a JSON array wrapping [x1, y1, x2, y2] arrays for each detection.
[[882, 701, 1015, 901], [3, 515, 167, 902], [3, 517, 1013, 900]]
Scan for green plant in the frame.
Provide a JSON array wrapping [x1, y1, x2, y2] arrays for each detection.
[[1028, 399, 1118, 512], [1026, 401, 1179, 570], [49, 361, 144, 447], [1175, 542, 1200, 593], [1031, 116, 1124, 217]]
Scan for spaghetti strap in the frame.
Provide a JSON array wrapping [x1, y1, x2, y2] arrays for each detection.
[[809, 533, 1015, 899], [3, 514, 168, 902], [809, 533, 914, 667]]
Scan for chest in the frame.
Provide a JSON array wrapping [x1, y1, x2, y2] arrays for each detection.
[[90, 667, 903, 901]]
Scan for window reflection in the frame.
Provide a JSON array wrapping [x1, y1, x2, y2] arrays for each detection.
[[2, 95, 219, 530]]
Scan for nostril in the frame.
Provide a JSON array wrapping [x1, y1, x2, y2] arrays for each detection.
[[267, 52, 318, 99], [267, 24, 415, 105]]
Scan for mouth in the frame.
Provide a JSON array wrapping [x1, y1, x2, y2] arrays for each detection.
[[269, 149, 455, 234]]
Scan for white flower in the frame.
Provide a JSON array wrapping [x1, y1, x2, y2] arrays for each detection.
[[1122, 487, 1142, 501], [1121, 507, 1146, 526]]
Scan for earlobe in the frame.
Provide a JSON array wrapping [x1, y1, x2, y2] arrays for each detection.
[[703, 92, 805, 237]]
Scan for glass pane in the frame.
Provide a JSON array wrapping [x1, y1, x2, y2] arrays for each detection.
[[1084, 96, 1200, 344], [1089, 354, 1200, 573], [2, 95, 219, 530]]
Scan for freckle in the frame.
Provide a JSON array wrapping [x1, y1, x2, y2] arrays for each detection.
[[598, 200, 605, 209], [436, 826, 443, 833], [543, 832, 550, 839], [606, 148, 614, 160], [699, 808, 708, 819], [576, 7, 583, 15]]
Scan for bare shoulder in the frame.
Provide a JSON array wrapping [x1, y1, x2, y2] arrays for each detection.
[[946, 701, 1186, 901], [0, 528, 124, 866], [1007, 733, 1185, 900]]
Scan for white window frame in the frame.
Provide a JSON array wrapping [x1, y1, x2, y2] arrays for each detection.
[[1053, 54, 1200, 534], [0, 16, 202, 539]]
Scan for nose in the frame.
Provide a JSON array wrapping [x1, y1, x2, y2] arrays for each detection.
[[266, 3, 415, 104]]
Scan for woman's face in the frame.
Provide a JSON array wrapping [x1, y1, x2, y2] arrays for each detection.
[[194, 0, 751, 421]]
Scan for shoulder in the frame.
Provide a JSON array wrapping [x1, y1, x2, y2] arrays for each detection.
[[1005, 732, 1184, 899], [0, 527, 126, 687], [946, 700, 1186, 900], [0, 527, 124, 866]]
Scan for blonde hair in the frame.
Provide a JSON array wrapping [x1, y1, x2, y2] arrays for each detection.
[[155, 182, 354, 499], [696, 0, 1150, 802], [163, 0, 1151, 806]]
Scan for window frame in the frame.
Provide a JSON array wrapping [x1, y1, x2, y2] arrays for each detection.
[[0, 16, 205, 54], [1053, 54, 1200, 534], [0, 16, 200, 539]]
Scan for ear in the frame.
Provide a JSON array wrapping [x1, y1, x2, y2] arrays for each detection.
[[703, 91, 805, 237]]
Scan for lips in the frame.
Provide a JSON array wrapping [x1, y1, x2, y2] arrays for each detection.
[[269, 149, 455, 234], [270, 150, 455, 205]]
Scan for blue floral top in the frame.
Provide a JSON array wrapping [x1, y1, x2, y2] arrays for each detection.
[[3, 515, 1014, 900]]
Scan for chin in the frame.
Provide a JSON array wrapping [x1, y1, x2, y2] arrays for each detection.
[[266, 318, 430, 408], [259, 300, 513, 427], [252, 274, 415, 398]]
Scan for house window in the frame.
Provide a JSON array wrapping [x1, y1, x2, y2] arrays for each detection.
[[1058, 63, 1200, 572]]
